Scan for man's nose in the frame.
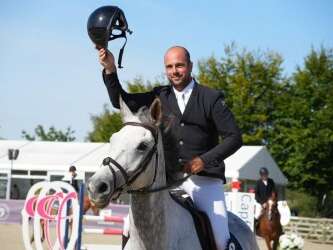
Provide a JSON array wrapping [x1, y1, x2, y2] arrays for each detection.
[[171, 66, 179, 75]]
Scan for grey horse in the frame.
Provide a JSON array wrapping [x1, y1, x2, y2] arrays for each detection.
[[87, 98, 259, 250]]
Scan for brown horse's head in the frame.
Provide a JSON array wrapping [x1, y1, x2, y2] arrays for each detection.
[[265, 192, 278, 221]]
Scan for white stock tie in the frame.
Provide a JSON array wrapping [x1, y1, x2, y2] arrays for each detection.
[[179, 93, 186, 114]]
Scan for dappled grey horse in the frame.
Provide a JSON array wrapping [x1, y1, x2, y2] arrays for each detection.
[[87, 97, 259, 250]]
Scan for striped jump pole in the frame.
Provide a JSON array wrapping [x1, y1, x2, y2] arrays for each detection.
[[83, 227, 123, 235], [83, 215, 125, 223]]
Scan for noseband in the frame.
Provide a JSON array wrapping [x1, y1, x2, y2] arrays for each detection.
[[101, 122, 159, 196]]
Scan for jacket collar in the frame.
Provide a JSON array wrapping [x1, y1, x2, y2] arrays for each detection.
[[168, 79, 198, 119]]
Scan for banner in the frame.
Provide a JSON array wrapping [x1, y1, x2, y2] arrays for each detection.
[[225, 192, 255, 231]]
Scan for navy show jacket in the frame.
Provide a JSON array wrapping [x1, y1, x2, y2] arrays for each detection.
[[103, 72, 243, 183]]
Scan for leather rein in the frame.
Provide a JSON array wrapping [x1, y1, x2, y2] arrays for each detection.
[[101, 122, 190, 196]]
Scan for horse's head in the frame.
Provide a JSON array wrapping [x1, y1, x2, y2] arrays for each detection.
[[87, 97, 162, 208], [265, 192, 278, 221]]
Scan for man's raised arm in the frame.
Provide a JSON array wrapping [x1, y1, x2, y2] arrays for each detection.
[[99, 48, 155, 112]]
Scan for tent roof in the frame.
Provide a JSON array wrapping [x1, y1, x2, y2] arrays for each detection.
[[225, 146, 288, 185], [0, 140, 108, 172], [0, 140, 288, 185]]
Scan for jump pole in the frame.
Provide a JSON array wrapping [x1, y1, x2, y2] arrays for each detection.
[[76, 183, 85, 250], [83, 215, 125, 223], [83, 227, 123, 235]]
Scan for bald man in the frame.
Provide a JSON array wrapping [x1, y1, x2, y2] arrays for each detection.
[[98, 46, 242, 249]]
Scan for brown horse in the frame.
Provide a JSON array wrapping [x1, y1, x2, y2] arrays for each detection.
[[256, 192, 283, 250], [30, 195, 99, 243]]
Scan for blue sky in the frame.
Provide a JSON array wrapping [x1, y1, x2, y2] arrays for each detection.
[[1, 0, 332, 141]]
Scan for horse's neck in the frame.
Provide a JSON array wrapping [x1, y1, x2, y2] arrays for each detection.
[[130, 191, 171, 248], [129, 131, 174, 248]]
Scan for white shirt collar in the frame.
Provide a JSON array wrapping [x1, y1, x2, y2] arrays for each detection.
[[172, 79, 195, 114], [173, 79, 195, 96]]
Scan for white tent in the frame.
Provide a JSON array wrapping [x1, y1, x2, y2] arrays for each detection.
[[0, 140, 108, 173], [225, 146, 288, 185], [0, 140, 288, 185]]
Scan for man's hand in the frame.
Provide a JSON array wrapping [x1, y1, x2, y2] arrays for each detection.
[[98, 48, 116, 74], [183, 157, 205, 174]]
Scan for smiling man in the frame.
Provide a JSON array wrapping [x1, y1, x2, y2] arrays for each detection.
[[98, 46, 242, 250]]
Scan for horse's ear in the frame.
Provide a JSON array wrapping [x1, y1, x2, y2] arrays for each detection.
[[149, 98, 162, 126], [119, 96, 134, 122]]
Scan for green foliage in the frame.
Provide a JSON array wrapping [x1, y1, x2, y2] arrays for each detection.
[[22, 125, 75, 141], [269, 47, 333, 198], [87, 104, 123, 142], [198, 43, 287, 145], [198, 44, 333, 209], [126, 76, 164, 93], [286, 190, 318, 217], [127, 76, 155, 93]]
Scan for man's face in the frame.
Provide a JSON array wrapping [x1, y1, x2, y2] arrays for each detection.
[[260, 174, 268, 180], [164, 48, 193, 90]]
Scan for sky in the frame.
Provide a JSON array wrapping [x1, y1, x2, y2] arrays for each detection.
[[1, 0, 332, 141]]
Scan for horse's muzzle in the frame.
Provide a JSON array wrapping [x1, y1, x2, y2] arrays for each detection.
[[87, 178, 113, 209]]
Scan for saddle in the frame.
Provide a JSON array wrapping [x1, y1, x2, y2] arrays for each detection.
[[169, 189, 242, 250]]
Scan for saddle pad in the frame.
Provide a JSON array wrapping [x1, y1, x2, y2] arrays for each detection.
[[225, 233, 243, 250]]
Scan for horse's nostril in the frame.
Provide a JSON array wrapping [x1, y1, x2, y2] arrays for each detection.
[[97, 182, 109, 194]]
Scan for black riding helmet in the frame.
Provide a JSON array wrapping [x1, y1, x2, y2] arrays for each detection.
[[259, 167, 269, 176], [87, 6, 132, 68]]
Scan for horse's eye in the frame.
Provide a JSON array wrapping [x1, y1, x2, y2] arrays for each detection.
[[137, 142, 148, 151]]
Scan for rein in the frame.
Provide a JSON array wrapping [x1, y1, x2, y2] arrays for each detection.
[[102, 122, 190, 196]]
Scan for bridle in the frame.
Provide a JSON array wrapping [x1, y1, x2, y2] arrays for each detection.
[[101, 122, 190, 197]]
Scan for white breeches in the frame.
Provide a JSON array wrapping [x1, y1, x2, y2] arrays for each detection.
[[180, 175, 230, 250], [122, 175, 230, 250], [254, 202, 262, 219]]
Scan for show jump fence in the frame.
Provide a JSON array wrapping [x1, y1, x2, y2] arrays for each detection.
[[74, 184, 124, 250], [284, 216, 333, 244], [82, 215, 124, 235]]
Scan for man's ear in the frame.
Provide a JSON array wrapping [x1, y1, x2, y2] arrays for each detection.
[[149, 98, 162, 126]]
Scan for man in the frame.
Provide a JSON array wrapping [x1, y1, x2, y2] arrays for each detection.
[[68, 165, 79, 193], [254, 167, 276, 220], [98, 46, 242, 250]]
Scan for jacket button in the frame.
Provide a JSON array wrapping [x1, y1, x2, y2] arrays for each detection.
[[178, 158, 183, 163], [180, 122, 185, 127], [179, 140, 184, 146]]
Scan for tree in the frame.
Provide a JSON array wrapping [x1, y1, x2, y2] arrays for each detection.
[[22, 125, 75, 141], [127, 76, 155, 93], [198, 43, 287, 145], [126, 75, 164, 93], [87, 104, 123, 142], [269, 47, 333, 200], [197, 44, 333, 213]]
